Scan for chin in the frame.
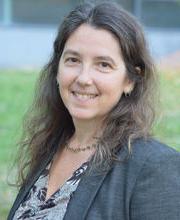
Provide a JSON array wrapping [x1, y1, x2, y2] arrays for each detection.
[[72, 114, 95, 121], [70, 110, 97, 121]]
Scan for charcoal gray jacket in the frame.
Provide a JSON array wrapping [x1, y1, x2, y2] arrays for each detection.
[[8, 139, 180, 220]]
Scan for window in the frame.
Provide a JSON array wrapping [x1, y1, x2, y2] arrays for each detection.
[[141, 0, 180, 28], [1, 0, 180, 28], [12, 0, 77, 25], [0, 0, 4, 23]]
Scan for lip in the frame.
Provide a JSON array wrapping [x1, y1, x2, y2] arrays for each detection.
[[71, 90, 98, 96], [71, 91, 98, 102]]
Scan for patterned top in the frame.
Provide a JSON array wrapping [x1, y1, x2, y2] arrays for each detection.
[[13, 161, 89, 220]]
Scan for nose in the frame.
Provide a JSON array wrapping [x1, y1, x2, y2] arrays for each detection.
[[76, 65, 93, 86]]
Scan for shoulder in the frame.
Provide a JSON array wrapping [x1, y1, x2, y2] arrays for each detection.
[[128, 138, 180, 166], [126, 139, 180, 218], [115, 138, 180, 185]]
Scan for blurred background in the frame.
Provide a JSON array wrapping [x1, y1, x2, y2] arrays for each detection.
[[0, 0, 180, 68], [0, 0, 180, 219]]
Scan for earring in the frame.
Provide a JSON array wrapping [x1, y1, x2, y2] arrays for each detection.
[[125, 92, 131, 97]]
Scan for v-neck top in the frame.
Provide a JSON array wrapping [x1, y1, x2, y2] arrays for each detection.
[[13, 161, 89, 220]]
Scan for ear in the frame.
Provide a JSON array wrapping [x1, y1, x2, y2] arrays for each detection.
[[123, 78, 134, 95]]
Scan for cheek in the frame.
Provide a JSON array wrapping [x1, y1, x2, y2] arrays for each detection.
[[57, 68, 72, 89], [98, 75, 126, 98], [100, 82, 124, 112], [57, 72, 69, 103]]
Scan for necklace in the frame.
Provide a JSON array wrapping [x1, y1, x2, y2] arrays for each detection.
[[65, 142, 97, 153]]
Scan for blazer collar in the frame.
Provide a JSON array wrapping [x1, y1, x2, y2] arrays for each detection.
[[64, 146, 128, 219], [7, 148, 55, 220], [64, 167, 110, 220]]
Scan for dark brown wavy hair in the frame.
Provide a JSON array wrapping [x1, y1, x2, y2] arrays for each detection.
[[15, 1, 157, 186]]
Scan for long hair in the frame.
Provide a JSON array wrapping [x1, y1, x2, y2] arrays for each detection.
[[15, 1, 157, 186]]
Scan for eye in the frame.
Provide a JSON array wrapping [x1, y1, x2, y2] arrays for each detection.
[[98, 62, 112, 71], [100, 62, 111, 68], [65, 57, 79, 64]]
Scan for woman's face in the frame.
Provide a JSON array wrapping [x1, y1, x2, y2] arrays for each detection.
[[57, 24, 133, 122]]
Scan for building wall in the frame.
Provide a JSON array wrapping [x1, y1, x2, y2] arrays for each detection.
[[0, 0, 180, 68]]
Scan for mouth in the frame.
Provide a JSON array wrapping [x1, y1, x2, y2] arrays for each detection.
[[71, 91, 98, 100]]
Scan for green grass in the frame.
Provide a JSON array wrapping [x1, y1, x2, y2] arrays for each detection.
[[0, 70, 38, 219], [153, 71, 180, 149], [0, 69, 180, 219]]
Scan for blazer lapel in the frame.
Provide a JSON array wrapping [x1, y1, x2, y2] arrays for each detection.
[[64, 146, 128, 220], [64, 166, 111, 220], [7, 151, 54, 220]]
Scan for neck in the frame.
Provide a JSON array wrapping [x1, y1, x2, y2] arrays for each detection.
[[71, 118, 104, 146]]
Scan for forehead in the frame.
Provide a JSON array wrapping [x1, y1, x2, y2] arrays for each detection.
[[63, 24, 122, 57]]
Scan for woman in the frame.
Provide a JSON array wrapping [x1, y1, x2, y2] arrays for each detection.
[[8, 1, 180, 220]]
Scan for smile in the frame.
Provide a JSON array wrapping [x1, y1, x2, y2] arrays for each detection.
[[71, 91, 98, 100]]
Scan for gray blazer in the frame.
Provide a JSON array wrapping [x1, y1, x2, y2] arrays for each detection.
[[8, 139, 180, 220]]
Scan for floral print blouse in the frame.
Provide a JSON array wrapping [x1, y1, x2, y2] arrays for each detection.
[[13, 161, 89, 220]]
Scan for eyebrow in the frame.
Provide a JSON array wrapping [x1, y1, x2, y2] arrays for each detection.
[[62, 49, 116, 66], [62, 49, 80, 58], [96, 56, 116, 66]]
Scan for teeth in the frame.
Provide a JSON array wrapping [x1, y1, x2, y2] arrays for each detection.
[[73, 92, 97, 99]]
